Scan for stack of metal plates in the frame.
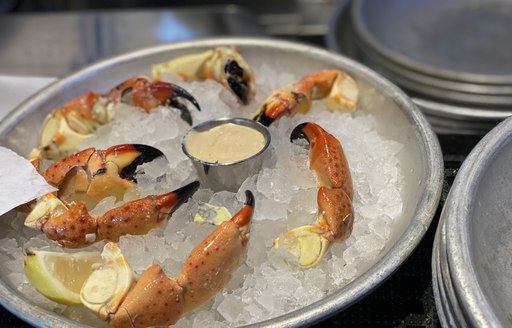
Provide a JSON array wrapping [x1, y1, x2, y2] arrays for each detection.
[[432, 214, 468, 327], [432, 116, 512, 327], [327, 0, 512, 135]]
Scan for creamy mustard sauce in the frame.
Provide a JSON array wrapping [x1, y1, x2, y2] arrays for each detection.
[[185, 123, 266, 163]]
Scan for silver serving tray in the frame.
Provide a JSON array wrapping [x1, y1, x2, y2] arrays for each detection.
[[0, 38, 443, 327]]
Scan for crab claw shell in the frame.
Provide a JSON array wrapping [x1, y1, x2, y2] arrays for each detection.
[[95, 180, 201, 243], [103, 144, 165, 182], [321, 70, 359, 112], [177, 190, 254, 312], [224, 58, 254, 105], [110, 264, 184, 328], [252, 89, 302, 127], [24, 193, 68, 230], [152, 47, 255, 105], [274, 225, 329, 269], [33, 111, 94, 160], [80, 242, 136, 321], [290, 122, 353, 198], [318, 186, 354, 243], [274, 183, 353, 269], [42, 147, 96, 187], [145, 81, 201, 126], [42, 144, 167, 207], [31, 92, 100, 161], [27, 181, 200, 248]]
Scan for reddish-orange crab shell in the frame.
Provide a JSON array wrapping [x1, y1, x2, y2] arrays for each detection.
[[29, 76, 201, 164], [253, 69, 358, 126], [274, 122, 354, 268], [25, 143, 200, 248], [78, 191, 255, 328]]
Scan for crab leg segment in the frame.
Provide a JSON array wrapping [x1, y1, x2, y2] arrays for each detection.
[[80, 190, 255, 327], [27, 181, 200, 248], [152, 47, 255, 104], [275, 123, 354, 268], [253, 69, 359, 126]]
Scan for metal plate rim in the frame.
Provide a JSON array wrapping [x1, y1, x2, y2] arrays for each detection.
[[351, 0, 512, 85], [442, 116, 512, 327]]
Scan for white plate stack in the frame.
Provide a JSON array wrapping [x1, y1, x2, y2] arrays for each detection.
[[327, 0, 512, 135]]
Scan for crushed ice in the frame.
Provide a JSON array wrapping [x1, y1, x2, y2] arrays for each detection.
[[0, 62, 405, 327]]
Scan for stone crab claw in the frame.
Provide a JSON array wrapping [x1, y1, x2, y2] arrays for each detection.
[[29, 76, 200, 164], [274, 122, 354, 268], [25, 180, 200, 248], [108, 76, 201, 126], [80, 190, 255, 327], [151, 47, 255, 105], [253, 69, 359, 127], [25, 143, 200, 248], [40, 144, 165, 208]]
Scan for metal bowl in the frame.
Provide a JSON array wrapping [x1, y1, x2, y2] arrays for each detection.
[[182, 117, 271, 192], [441, 115, 512, 327], [0, 38, 443, 327]]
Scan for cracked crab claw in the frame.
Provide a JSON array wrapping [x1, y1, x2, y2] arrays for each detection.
[[274, 122, 354, 269], [253, 69, 359, 127]]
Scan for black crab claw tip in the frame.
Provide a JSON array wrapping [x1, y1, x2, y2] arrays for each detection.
[[290, 122, 311, 144], [168, 84, 201, 126], [253, 111, 274, 127], [170, 100, 194, 126], [173, 180, 200, 203], [120, 144, 166, 181], [225, 60, 251, 105], [170, 84, 201, 111], [133, 144, 166, 161], [244, 190, 255, 208]]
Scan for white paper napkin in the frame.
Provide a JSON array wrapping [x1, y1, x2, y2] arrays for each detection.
[[0, 147, 57, 216], [0, 75, 57, 215]]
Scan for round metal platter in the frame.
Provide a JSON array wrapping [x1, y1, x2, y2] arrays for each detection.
[[356, 42, 512, 108], [443, 115, 512, 327], [0, 38, 443, 328], [354, 37, 512, 96], [326, 0, 512, 136], [352, 0, 512, 85], [413, 97, 508, 135]]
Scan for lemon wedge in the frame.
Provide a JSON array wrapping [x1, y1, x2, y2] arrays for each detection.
[[274, 225, 329, 269], [194, 203, 232, 226], [80, 242, 136, 320], [24, 248, 102, 305]]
